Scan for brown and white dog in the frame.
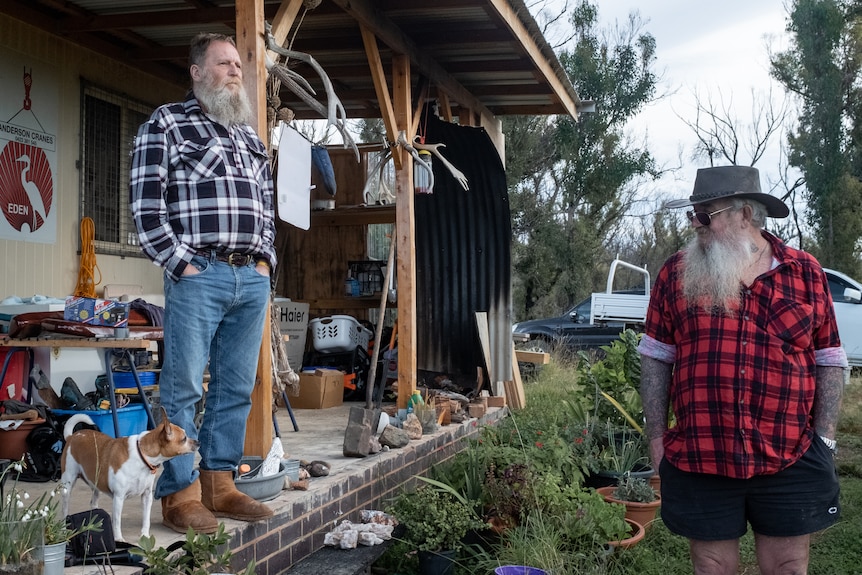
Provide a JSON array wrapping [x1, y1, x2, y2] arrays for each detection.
[[60, 406, 198, 542]]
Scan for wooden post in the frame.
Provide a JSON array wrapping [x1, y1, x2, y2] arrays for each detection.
[[236, 0, 272, 458], [392, 53, 417, 412]]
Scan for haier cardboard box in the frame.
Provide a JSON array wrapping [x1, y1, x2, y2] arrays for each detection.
[[293, 368, 344, 409], [273, 298, 310, 371]]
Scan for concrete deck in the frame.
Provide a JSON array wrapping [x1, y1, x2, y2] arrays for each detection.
[[20, 400, 507, 575]]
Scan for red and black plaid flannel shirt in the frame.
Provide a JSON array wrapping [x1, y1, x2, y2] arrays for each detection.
[[642, 231, 844, 478]]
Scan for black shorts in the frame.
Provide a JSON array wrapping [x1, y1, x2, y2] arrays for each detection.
[[659, 437, 840, 540]]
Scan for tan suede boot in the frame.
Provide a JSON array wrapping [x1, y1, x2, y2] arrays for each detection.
[[200, 469, 274, 521], [161, 479, 218, 534]]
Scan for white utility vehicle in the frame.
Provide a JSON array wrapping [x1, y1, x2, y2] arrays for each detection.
[[824, 268, 862, 367]]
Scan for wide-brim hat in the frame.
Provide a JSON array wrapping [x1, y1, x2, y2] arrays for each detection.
[[665, 165, 789, 218]]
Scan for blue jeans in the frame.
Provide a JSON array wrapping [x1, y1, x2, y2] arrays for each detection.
[[155, 254, 270, 499]]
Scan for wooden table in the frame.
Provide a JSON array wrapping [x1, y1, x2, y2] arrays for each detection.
[[0, 337, 157, 435]]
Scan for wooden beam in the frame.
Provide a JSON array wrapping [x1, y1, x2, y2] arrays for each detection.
[[437, 92, 453, 123], [236, 0, 272, 458], [459, 108, 475, 127], [329, 0, 497, 122], [266, 0, 304, 63], [392, 53, 417, 412], [360, 24, 400, 169], [410, 78, 429, 139], [487, 0, 579, 120]]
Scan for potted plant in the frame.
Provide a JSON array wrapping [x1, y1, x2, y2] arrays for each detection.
[[0, 459, 98, 575], [135, 523, 255, 575], [37, 484, 102, 575], [596, 472, 661, 529], [385, 478, 484, 575], [576, 329, 644, 430], [588, 421, 654, 488]]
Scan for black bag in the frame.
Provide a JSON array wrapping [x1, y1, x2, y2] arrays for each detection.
[[16, 407, 64, 483], [67, 509, 115, 558], [64, 509, 145, 568]]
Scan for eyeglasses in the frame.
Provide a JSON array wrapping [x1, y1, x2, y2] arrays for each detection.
[[686, 205, 734, 226]]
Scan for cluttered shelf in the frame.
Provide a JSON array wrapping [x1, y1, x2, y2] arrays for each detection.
[[310, 204, 395, 226], [307, 297, 395, 311], [0, 336, 152, 348]]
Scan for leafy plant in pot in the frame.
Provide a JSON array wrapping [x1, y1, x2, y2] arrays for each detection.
[[386, 477, 484, 575], [589, 420, 654, 488], [597, 472, 661, 529], [135, 523, 255, 575]]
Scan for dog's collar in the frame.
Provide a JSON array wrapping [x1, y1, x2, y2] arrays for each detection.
[[136, 439, 160, 474]]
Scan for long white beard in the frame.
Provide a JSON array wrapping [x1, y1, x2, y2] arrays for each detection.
[[196, 72, 253, 127], [682, 230, 755, 314]]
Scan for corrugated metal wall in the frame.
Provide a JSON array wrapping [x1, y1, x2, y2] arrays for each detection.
[[415, 113, 511, 386]]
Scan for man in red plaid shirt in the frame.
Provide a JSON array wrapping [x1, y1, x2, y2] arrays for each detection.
[[639, 166, 847, 575]]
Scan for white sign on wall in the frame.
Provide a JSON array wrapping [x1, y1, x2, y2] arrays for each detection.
[[0, 47, 58, 243]]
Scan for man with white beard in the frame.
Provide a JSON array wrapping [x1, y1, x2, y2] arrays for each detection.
[[638, 166, 847, 575], [129, 33, 276, 534]]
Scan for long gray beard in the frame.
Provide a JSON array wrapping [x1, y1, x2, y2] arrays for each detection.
[[196, 81, 253, 127], [682, 232, 755, 314]]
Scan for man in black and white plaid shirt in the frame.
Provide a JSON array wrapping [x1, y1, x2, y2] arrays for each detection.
[[130, 32, 276, 535]]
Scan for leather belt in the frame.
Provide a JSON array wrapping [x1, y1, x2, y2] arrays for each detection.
[[216, 252, 252, 266], [198, 249, 253, 266]]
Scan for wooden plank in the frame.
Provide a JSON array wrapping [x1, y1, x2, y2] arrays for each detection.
[[0, 338, 150, 349], [474, 311, 493, 382], [507, 341, 526, 409], [515, 349, 550, 365]]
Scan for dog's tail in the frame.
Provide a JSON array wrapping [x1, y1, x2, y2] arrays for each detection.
[[63, 413, 97, 439]]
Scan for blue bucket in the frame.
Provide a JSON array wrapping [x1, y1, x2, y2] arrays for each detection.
[[494, 567, 548, 575]]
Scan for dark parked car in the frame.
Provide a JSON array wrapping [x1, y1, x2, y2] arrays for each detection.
[[512, 289, 646, 354]]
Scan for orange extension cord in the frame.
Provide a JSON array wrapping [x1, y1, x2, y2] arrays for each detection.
[[73, 216, 101, 297]]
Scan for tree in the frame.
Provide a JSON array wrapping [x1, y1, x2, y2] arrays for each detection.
[[508, 1, 659, 320], [682, 86, 787, 169], [771, 0, 862, 276]]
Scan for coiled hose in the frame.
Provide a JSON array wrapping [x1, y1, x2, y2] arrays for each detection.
[[73, 216, 101, 297]]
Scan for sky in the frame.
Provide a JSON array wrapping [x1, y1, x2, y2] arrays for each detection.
[[544, 0, 793, 206]]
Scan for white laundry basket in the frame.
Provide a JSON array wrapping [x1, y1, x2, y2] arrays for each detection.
[[309, 315, 372, 353]]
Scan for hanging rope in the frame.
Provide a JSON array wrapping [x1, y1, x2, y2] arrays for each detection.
[[73, 217, 101, 297]]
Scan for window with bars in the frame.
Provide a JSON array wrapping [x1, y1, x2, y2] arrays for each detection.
[[79, 82, 153, 256]]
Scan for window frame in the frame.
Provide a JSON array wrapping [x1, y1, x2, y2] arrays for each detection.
[[78, 81, 154, 257]]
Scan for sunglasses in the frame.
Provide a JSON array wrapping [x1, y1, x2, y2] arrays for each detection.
[[686, 205, 734, 226]]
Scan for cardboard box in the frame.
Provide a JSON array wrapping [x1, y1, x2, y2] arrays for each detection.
[[293, 368, 344, 409], [64, 296, 130, 326], [273, 298, 310, 371]]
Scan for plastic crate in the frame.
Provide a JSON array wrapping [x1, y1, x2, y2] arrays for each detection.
[[310, 315, 372, 353], [51, 404, 147, 438], [348, 260, 385, 296]]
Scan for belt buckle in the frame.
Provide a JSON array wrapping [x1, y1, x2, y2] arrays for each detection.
[[227, 253, 248, 266]]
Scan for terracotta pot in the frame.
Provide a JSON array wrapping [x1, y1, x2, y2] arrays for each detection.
[[607, 518, 645, 550], [0, 419, 46, 460], [596, 485, 661, 530]]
